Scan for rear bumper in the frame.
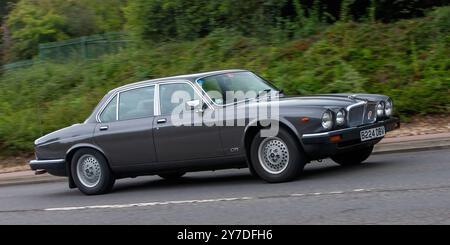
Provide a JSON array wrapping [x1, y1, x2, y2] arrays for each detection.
[[301, 118, 400, 159], [29, 159, 67, 176]]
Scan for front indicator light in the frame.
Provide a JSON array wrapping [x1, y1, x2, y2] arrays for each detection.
[[330, 135, 342, 142]]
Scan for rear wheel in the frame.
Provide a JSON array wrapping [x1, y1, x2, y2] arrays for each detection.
[[158, 172, 186, 180], [331, 146, 374, 166], [71, 149, 115, 195], [250, 128, 306, 183]]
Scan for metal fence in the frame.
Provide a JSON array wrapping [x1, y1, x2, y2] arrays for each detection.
[[2, 32, 132, 71], [2, 59, 39, 70]]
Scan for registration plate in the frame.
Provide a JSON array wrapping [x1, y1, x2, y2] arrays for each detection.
[[360, 126, 385, 142]]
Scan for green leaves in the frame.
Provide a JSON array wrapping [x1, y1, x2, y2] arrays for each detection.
[[5, 1, 67, 61], [124, 0, 317, 42], [3, 0, 127, 62]]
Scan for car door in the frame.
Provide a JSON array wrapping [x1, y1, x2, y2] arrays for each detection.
[[153, 81, 224, 162], [93, 85, 157, 167]]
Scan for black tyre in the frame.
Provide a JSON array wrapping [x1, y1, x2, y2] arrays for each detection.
[[71, 149, 115, 195], [331, 146, 374, 166], [158, 172, 186, 180], [250, 128, 306, 183]]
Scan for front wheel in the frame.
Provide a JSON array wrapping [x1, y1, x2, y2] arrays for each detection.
[[331, 146, 374, 166], [250, 128, 306, 183], [71, 149, 115, 195]]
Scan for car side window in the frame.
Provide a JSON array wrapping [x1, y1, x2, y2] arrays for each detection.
[[118, 86, 155, 121], [159, 83, 197, 115], [99, 95, 117, 123]]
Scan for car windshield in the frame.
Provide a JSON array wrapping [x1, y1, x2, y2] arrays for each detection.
[[196, 71, 279, 105]]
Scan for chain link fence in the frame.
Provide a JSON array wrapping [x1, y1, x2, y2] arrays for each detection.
[[2, 32, 132, 71]]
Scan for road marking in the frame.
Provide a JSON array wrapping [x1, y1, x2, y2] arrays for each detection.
[[45, 197, 253, 211], [290, 193, 305, 197], [42, 188, 379, 212], [328, 191, 344, 194]]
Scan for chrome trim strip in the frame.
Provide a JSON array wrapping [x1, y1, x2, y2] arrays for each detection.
[[155, 83, 160, 116], [302, 132, 331, 138], [30, 159, 65, 165], [109, 69, 245, 93], [116, 92, 120, 121], [346, 101, 366, 112]]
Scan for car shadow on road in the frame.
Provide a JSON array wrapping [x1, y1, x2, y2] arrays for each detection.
[[111, 171, 260, 194], [42, 160, 390, 197], [109, 160, 389, 194]]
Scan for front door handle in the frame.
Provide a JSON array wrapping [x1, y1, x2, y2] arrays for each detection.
[[99, 126, 109, 131], [157, 118, 167, 124]]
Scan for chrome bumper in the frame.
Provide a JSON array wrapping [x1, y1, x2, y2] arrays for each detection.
[[302, 118, 400, 144], [300, 118, 400, 159], [29, 159, 67, 176]]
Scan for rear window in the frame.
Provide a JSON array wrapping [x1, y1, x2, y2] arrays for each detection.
[[99, 86, 155, 122]]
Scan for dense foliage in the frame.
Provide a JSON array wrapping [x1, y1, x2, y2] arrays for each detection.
[[2, 0, 127, 62], [2, 0, 447, 62], [124, 0, 448, 42], [0, 7, 448, 155]]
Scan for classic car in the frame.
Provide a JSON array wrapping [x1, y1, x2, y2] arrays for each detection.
[[30, 69, 400, 195]]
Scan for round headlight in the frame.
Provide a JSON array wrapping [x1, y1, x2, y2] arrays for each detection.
[[322, 110, 334, 130], [385, 99, 393, 117], [336, 109, 346, 126], [377, 102, 385, 117]]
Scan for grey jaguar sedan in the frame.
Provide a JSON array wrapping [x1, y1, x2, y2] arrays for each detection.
[[30, 70, 400, 195]]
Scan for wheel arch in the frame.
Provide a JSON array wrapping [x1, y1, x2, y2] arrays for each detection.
[[243, 118, 304, 170]]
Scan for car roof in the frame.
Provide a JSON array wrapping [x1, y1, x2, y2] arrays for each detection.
[[110, 69, 249, 93]]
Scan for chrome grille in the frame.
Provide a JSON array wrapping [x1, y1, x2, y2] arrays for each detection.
[[347, 102, 377, 127]]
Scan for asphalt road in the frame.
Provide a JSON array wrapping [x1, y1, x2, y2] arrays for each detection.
[[0, 149, 449, 225]]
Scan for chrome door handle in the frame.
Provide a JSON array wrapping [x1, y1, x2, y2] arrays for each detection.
[[157, 118, 167, 124], [99, 126, 109, 131]]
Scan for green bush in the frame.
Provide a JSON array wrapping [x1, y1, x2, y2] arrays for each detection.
[[3, 0, 127, 62]]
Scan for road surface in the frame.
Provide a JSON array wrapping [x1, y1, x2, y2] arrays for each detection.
[[0, 149, 449, 224]]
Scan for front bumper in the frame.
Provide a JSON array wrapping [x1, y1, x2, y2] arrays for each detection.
[[301, 118, 400, 159], [29, 159, 67, 176]]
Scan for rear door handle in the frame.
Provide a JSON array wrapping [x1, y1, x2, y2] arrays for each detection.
[[157, 118, 167, 124], [99, 126, 109, 131]]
